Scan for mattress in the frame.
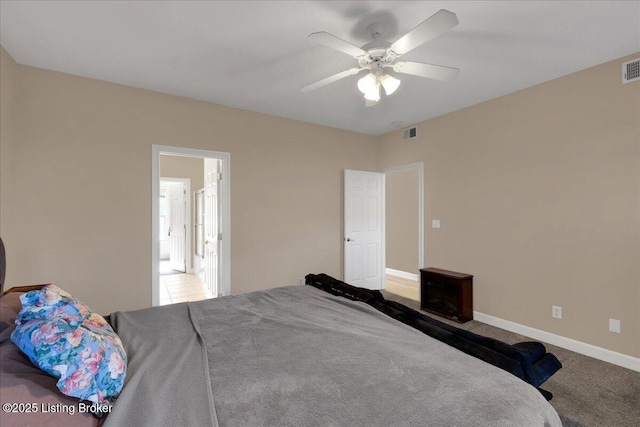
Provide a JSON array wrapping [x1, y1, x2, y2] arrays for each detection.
[[106, 285, 561, 426]]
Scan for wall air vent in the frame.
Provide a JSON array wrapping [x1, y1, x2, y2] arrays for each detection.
[[622, 58, 640, 84], [402, 126, 417, 140]]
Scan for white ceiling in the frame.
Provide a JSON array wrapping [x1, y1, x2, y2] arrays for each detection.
[[1, 1, 639, 135]]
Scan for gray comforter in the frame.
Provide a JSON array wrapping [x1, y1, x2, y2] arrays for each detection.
[[107, 285, 561, 427]]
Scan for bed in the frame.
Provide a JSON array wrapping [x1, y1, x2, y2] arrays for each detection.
[[0, 251, 562, 426], [106, 282, 562, 426]]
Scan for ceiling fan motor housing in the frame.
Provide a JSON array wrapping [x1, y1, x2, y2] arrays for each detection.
[[358, 47, 394, 69], [360, 40, 392, 59]]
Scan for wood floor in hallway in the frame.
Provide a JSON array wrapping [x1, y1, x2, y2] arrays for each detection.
[[384, 273, 420, 302]]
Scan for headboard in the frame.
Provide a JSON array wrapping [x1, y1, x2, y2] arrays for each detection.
[[0, 237, 6, 293]]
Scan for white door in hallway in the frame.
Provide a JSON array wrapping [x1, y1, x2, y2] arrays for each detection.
[[344, 170, 385, 290], [203, 158, 221, 297], [168, 183, 187, 272]]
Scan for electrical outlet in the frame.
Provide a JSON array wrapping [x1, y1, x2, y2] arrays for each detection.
[[609, 319, 621, 334], [432, 219, 441, 229], [297, 277, 304, 286], [552, 305, 562, 319]]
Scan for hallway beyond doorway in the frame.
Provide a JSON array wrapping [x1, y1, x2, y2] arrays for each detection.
[[159, 260, 182, 276], [159, 273, 207, 305]]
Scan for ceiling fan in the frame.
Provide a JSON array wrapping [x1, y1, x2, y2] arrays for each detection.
[[301, 9, 460, 106]]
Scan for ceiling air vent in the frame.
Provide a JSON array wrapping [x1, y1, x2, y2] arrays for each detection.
[[622, 58, 640, 84], [402, 126, 417, 140]]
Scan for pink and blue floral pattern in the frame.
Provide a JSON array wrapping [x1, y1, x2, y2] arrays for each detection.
[[11, 285, 127, 408]]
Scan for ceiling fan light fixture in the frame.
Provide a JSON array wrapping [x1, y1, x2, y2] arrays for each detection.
[[380, 74, 401, 96], [358, 73, 377, 94], [363, 83, 381, 102]]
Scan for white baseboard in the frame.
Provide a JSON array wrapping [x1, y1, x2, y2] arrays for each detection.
[[473, 311, 640, 373], [385, 268, 419, 282]]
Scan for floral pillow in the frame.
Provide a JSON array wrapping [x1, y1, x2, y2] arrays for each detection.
[[11, 285, 127, 412]]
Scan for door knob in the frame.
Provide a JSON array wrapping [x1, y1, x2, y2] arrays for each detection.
[[345, 237, 354, 242], [204, 240, 209, 245]]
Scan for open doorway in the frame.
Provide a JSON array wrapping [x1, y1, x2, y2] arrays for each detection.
[[342, 164, 423, 299], [158, 159, 201, 305], [152, 145, 230, 307], [381, 163, 424, 301]]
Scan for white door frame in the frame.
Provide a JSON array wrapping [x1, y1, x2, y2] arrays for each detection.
[[160, 178, 191, 273], [152, 145, 231, 307], [380, 162, 424, 273]]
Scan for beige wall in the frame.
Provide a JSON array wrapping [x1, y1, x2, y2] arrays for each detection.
[[0, 47, 17, 252], [159, 154, 204, 270], [385, 168, 419, 274], [1, 56, 377, 314], [377, 53, 640, 358]]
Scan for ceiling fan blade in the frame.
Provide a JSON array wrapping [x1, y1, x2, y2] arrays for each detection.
[[300, 68, 363, 92], [389, 9, 458, 56], [393, 61, 459, 81], [308, 32, 367, 58]]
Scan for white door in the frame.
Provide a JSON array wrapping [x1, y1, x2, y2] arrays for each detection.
[[195, 189, 205, 284], [203, 159, 220, 297], [344, 170, 385, 290], [168, 183, 187, 272]]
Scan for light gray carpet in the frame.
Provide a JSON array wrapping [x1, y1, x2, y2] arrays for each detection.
[[381, 291, 640, 427]]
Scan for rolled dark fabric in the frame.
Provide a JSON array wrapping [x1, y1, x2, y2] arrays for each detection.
[[531, 354, 563, 388], [512, 342, 546, 365], [368, 301, 411, 324], [305, 273, 384, 304]]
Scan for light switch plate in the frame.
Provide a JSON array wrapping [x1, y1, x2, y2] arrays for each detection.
[[552, 305, 562, 319], [432, 219, 441, 229]]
